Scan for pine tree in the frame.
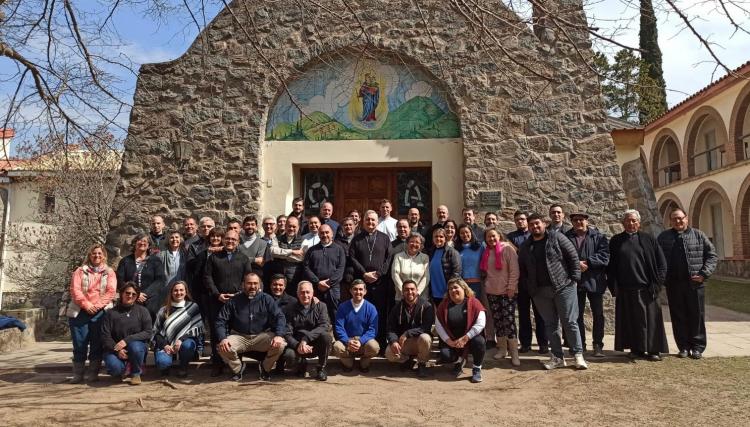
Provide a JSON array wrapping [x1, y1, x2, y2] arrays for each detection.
[[594, 50, 640, 123], [639, 0, 668, 123]]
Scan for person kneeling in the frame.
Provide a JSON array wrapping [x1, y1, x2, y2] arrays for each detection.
[[385, 280, 434, 378], [101, 282, 152, 385], [435, 278, 487, 383], [282, 281, 332, 381], [332, 280, 380, 373], [152, 281, 203, 378], [215, 273, 287, 381]]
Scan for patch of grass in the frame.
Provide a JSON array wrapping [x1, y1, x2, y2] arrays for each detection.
[[706, 279, 750, 314]]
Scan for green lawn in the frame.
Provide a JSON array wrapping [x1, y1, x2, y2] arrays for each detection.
[[706, 279, 750, 314]]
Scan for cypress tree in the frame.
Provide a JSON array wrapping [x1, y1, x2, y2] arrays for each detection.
[[639, 0, 668, 123]]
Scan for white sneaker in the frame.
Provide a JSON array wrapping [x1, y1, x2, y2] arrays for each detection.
[[574, 353, 588, 370], [542, 355, 566, 370]]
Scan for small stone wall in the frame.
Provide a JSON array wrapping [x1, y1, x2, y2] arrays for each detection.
[[713, 259, 750, 281], [0, 308, 45, 353]]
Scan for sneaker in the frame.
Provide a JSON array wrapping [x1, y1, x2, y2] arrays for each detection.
[[400, 358, 416, 371], [574, 354, 588, 370], [677, 349, 689, 358], [451, 359, 465, 377], [231, 362, 246, 382], [542, 355, 566, 370], [315, 367, 328, 381], [470, 367, 483, 383], [259, 364, 272, 381], [593, 344, 605, 358], [417, 363, 428, 378], [130, 374, 142, 385]]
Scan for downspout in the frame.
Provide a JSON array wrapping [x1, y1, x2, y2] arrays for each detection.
[[0, 181, 11, 310]]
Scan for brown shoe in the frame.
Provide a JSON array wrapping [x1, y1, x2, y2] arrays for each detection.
[[130, 374, 142, 385]]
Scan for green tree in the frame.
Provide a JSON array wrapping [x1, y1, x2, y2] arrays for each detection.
[[639, 0, 668, 123], [595, 50, 641, 123]]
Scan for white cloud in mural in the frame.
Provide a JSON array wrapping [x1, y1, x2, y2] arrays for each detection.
[[405, 81, 432, 101], [300, 79, 352, 116]]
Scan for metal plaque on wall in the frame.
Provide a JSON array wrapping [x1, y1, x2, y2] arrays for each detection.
[[479, 190, 502, 208]]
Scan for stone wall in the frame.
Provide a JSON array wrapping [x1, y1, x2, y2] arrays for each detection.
[[620, 157, 663, 234], [107, 0, 628, 255], [714, 259, 750, 281]]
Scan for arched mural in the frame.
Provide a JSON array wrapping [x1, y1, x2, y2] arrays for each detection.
[[265, 57, 460, 141]]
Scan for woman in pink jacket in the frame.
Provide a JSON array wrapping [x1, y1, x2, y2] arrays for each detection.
[[66, 243, 117, 383], [481, 228, 521, 366]]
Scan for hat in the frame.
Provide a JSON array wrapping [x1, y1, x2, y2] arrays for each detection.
[[570, 212, 589, 219]]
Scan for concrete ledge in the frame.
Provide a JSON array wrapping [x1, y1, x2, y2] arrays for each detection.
[[0, 308, 46, 354]]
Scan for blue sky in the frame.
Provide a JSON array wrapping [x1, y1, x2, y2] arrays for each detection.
[[1, 0, 748, 150]]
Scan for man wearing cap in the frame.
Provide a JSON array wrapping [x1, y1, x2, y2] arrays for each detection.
[[564, 212, 610, 357]]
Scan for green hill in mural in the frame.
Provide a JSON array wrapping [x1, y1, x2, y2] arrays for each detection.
[[370, 96, 460, 139], [267, 96, 460, 141]]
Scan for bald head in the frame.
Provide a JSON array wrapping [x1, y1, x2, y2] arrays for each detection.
[[319, 224, 333, 244]]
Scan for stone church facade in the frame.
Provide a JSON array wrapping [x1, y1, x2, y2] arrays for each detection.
[[107, 0, 628, 255]]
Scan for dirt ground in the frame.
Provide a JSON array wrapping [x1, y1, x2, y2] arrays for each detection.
[[1, 355, 748, 426]]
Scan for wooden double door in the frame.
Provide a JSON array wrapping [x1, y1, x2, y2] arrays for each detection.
[[301, 167, 432, 223]]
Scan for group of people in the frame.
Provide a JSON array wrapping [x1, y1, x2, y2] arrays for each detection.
[[64, 198, 717, 385]]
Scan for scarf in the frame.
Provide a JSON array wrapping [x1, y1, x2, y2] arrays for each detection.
[[480, 243, 503, 272]]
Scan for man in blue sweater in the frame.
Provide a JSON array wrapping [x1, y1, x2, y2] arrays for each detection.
[[332, 280, 380, 373], [215, 273, 287, 381]]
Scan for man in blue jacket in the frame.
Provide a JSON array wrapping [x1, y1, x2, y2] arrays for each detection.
[[565, 212, 610, 357], [332, 280, 380, 373], [657, 208, 717, 359], [216, 273, 287, 382]]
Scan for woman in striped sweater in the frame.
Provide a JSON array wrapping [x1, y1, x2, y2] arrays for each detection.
[[152, 281, 203, 378]]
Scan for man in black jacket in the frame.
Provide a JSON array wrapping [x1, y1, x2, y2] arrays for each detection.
[[303, 224, 346, 322], [565, 213, 610, 357], [269, 274, 297, 312], [203, 230, 254, 376], [270, 216, 305, 294], [215, 273, 287, 382], [519, 213, 586, 371], [657, 208, 717, 359], [281, 281, 332, 381], [385, 280, 434, 378], [349, 210, 393, 347]]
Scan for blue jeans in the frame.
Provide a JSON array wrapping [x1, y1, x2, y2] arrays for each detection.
[[154, 338, 197, 371], [69, 310, 105, 363], [533, 285, 582, 358], [104, 340, 148, 376]]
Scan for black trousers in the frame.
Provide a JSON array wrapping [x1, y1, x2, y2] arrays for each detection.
[[577, 290, 605, 348], [439, 335, 486, 367], [206, 298, 226, 364], [282, 333, 333, 368], [365, 280, 388, 348], [667, 283, 706, 352], [517, 286, 548, 348]]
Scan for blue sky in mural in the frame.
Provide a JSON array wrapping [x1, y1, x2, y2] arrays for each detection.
[[266, 57, 455, 138]]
